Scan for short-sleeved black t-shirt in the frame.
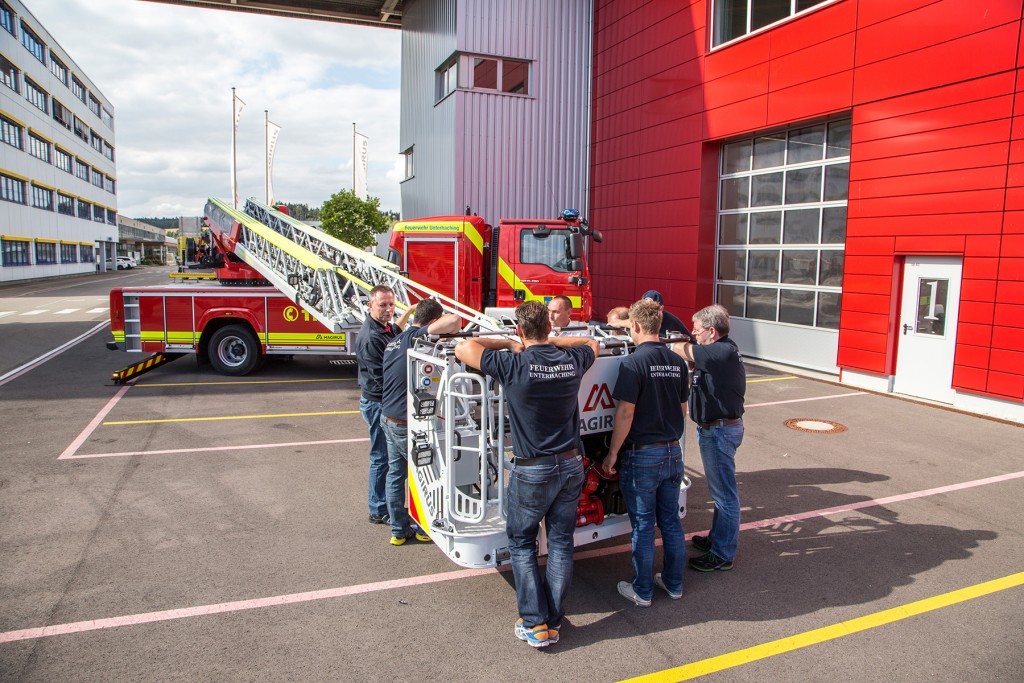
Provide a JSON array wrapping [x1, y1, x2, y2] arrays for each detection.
[[355, 316, 399, 402], [381, 325, 431, 420], [480, 344, 595, 458], [660, 310, 691, 338], [688, 336, 746, 424], [612, 341, 689, 445]]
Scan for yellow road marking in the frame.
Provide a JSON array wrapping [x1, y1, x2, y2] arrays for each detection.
[[103, 410, 360, 425], [621, 571, 1024, 682], [134, 378, 355, 387], [747, 375, 797, 383]]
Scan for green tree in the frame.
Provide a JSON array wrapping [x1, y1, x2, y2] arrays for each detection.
[[284, 203, 321, 221], [319, 190, 390, 248]]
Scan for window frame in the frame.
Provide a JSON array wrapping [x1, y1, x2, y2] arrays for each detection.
[[19, 20, 45, 64], [27, 131, 50, 162], [2, 238, 31, 266], [0, 51, 19, 93], [24, 75, 48, 114], [0, 1, 15, 38], [49, 52, 68, 85], [1, 113, 23, 149], [54, 146, 72, 173], [710, 0, 840, 50], [34, 240, 57, 265], [435, 52, 531, 103], [31, 183, 53, 211], [1, 172, 26, 204]]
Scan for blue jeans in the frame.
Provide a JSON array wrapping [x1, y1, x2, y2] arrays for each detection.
[[505, 456, 585, 628], [696, 420, 744, 561], [359, 397, 388, 517], [381, 417, 416, 536], [619, 444, 685, 600]]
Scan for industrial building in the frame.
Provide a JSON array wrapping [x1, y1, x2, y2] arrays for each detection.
[[0, 0, 118, 283]]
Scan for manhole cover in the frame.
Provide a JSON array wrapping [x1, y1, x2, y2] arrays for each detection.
[[784, 418, 848, 434]]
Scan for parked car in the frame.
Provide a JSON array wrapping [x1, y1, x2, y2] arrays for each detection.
[[104, 257, 134, 270]]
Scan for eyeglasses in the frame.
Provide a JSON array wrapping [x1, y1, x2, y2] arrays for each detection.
[[691, 327, 709, 338]]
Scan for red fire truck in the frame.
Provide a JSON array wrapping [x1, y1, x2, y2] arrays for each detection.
[[388, 209, 600, 321], [107, 200, 599, 381]]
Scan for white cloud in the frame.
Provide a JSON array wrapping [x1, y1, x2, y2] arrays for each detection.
[[28, 0, 401, 218]]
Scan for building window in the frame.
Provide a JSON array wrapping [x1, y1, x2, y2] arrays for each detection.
[[712, 0, 833, 48], [27, 132, 50, 162], [402, 146, 414, 180], [106, 207, 116, 225], [31, 184, 53, 210], [35, 240, 56, 264], [76, 198, 90, 219], [715, 118, 850, 330], [101, 107, 113, 129], [1, 1, 15, 37], [79, 243, 95, 262], [73, 115, 89, 142], [103, 140, 114, 161], [71, 75, 86, 103], [60, 242, 77, 263], [20, 21, 45, 64], [74, 158, 89, 181], [0, 52, 18, 93], [436, 53, 530, 101], [88, 93, 101, 118], [90, 130, 103, 154], [50, 52, 68, 85], [92, 204, 105, 223], [57, 191, 74, 214], [1, 113, 23, 149], [91, 166, 104, 188], [2, 238, 31, 266], [24, 76, 48, 113], [52, 97, 72, 130], [1, 172, 26, 204], [104, 175, 115, 193], [55, 146, 72, 173]]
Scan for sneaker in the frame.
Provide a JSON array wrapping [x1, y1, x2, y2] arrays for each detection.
[[689, 550, 733, 572], [368, 513, 390, 525], [547, 624, 560, 645], [617, 581, 652, 607], [691, 534, 712, 552], [653, 573, 682, 600], [389, 526, 431, 546], [514, 618, 550, 648]]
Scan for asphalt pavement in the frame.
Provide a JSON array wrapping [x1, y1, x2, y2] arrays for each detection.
[[0, 266, 1021, 682]]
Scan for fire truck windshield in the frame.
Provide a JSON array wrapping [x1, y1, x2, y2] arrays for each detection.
[[520, 228, 574, 272]]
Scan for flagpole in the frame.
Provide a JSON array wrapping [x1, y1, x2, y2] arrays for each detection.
[[265, 110, 269, 205], [232, 87, 238, 208], [352, 122, 356, 194]]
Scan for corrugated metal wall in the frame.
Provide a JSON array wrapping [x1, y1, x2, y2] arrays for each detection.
[[401, 0, 593, 224], [400, 0, 457, 219]]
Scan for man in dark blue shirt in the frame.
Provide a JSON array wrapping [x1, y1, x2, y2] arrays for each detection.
[[355, 285, 400, 525], [381, 299, 462, 545], [670, 304, 746, 572], [455, 301, 599, 649], [602, 299, 689, 606]]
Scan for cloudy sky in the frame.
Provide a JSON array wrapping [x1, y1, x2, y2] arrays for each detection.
[[26, 0, 402, 218]]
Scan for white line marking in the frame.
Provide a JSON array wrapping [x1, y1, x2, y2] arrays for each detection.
[[22, 310, 48, 316], [54, 308, 79, 315], [0, 311, 15, 318], [747, 392, 866, 408], [0, 321, 109, 388], [87, 307, 108, 313], [63, 437, 371, 460]]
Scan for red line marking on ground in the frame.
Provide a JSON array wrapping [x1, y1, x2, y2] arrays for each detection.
[[57, 385, 132, 459], [2, 469, 1021, 644], [63, 437, 371, 460]]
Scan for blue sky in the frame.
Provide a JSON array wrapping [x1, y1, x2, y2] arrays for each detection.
[[26, 0, 402, 218]]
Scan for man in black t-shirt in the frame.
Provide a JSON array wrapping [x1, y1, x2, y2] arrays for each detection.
[[381, 299, 462, 546], [642, 290, 691, 339], [602, 299, 689, 606], [355, 286, 400, 525], [455, 301, 598, 649], [670, 304, 745, 572]]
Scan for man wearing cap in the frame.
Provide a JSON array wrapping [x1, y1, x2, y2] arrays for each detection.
[[455, 300, 599, 649], [381, 299, 462, 545], [602, 299, 689, 607], [669, 304, 745, 572], [642, 290, 691, 338]]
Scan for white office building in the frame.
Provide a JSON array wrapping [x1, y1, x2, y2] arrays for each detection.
[[1, 0, 117, 283]]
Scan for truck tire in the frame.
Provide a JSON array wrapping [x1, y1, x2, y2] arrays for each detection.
[[207, 324, 261, 376]]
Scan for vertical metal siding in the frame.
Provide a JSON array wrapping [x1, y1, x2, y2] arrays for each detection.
[[401, 0, 593, 224]]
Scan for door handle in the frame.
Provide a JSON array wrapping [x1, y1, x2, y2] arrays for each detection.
[[902, 323, 913, 335]]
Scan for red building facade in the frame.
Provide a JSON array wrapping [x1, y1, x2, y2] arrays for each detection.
[[590, 0, 1024, 420]]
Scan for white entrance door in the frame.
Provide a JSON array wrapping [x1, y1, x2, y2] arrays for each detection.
[[893, 256, 962, 403]]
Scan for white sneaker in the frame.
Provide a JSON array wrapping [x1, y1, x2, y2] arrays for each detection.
[[654, 573, 682, 600], [617, 581, 652, 607]]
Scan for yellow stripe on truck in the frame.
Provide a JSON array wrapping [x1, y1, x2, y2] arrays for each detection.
[[393, 219, 485, 254], [496, 258, 582, 308]]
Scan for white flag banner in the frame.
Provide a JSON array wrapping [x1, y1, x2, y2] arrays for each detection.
[[231, 92, 246, 207], [354, 130, 369, 199], [266, 120, 281, 205]]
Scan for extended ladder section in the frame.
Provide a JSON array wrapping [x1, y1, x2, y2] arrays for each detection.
[[205, 197, 506, 334]]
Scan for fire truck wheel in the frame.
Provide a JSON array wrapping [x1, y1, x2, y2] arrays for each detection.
[[208, 325, 261, 376]]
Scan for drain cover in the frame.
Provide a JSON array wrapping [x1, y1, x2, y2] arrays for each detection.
[[784, 418, 848, 434]]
